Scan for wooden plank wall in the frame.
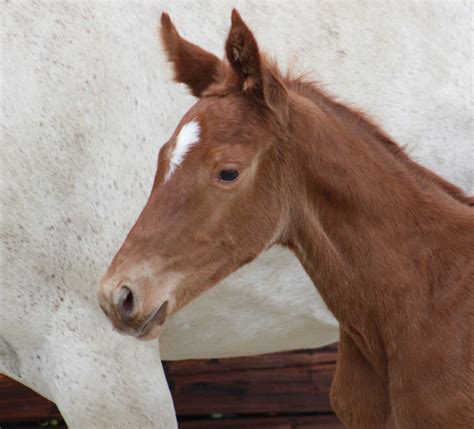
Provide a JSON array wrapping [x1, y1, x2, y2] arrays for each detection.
[[0, 345, 342, 428]]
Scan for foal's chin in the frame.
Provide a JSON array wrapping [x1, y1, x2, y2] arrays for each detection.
[[135, 322, 165, 341], [109, 299, 171, 341], [134, 301, 171, 341], [111, 317, 166, 341]]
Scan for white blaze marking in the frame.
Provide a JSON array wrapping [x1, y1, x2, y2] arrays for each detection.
[[165, 120, 201, 181]]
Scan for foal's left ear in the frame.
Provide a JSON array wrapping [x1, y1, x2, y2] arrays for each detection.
[[225, 10, 289, 123], [161, 12, 225, 97]]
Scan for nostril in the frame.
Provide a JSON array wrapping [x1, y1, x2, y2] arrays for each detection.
[[116, 285, 135, 320]]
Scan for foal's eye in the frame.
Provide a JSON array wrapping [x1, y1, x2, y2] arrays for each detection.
[[218, 169, 239, 182]]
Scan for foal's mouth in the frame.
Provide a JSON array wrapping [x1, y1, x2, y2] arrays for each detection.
[[135, 300, 169, 339]]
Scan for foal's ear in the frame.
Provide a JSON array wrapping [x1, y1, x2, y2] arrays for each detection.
[[225, 9, 289, 123], [160, 13, 224, 97]]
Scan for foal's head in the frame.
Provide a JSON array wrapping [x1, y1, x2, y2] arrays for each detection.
[[98, 11, 294, 339]]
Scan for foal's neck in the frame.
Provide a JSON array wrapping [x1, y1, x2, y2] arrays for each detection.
[[284, 93, 471, 355]]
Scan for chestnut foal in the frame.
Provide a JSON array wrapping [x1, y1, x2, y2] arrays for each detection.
[[99, 11, 474, 428]]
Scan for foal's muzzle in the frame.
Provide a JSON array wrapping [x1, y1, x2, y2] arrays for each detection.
[[98, 280, 169, 339]]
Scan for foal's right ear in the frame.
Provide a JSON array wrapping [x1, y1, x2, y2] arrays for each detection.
[[160, 13, 224, 97], [225, 10, 289, 125]]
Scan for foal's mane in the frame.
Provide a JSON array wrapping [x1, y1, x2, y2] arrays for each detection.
[[286, 74, 474, 207]]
